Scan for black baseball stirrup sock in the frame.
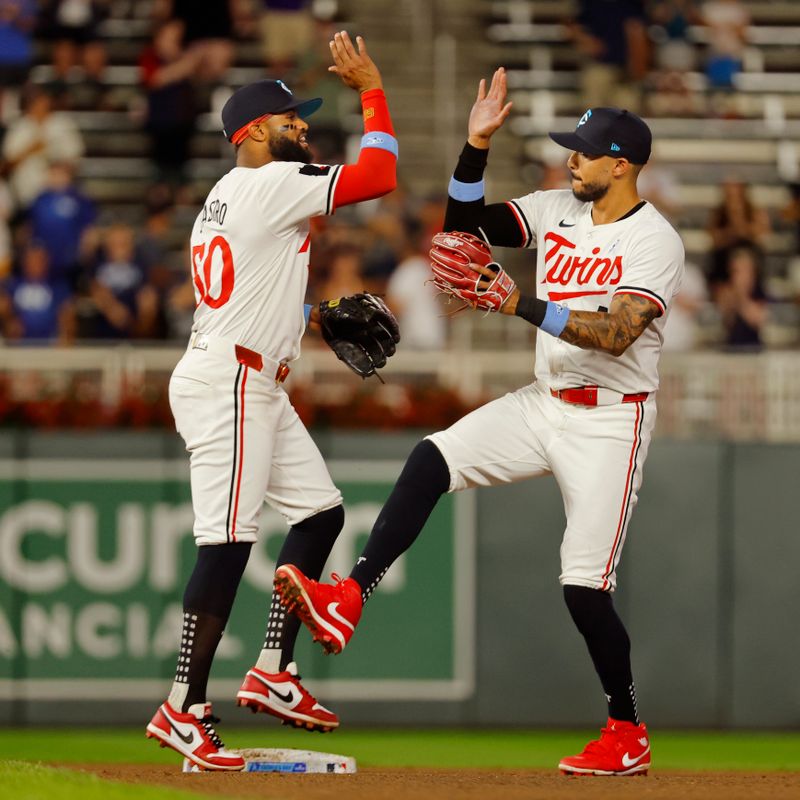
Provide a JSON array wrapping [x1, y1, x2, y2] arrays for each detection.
[[563, 584, 639, 724], [176, 542, 252, 711], [263, 504, 344, 670], [350, 439, 450, 603]]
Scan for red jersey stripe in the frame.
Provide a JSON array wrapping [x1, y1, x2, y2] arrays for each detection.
[[602, 401, 642, 590], [230, 365, 249, 540]]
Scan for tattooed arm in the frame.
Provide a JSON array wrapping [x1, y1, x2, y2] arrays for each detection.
[[504, 290, 661, 356], [556, 294, 661, 355]]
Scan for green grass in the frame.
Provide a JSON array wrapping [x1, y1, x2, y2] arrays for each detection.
[[0, 761, 213, 800], [1, 728, 799, 772]]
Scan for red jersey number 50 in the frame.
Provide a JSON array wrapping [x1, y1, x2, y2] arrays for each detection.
[[192, 236, 234, 308]]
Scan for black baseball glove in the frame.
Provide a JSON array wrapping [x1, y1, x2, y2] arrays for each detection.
[[318, 293, 401, 379]]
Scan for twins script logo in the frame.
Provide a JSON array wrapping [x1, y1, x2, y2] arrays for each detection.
[[541, 231, 622, 302]]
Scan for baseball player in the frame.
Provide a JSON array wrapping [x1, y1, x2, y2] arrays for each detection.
[[274, 68, 684, 777], [145, 32, 400, 771]]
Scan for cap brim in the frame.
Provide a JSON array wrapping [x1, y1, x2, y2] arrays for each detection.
[[548, 131, 606, 155], [286, 97, 323, 119]]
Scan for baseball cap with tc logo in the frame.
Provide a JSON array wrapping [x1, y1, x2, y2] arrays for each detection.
[[221, 80, 322, 143], [548, 108, 652, 164]]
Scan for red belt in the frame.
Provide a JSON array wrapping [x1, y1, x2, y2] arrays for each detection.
[[550, 387, 648, 406], [235, 344, 290, 383]]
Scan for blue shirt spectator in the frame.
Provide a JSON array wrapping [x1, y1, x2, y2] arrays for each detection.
[[0, 0, 35, 68], [1, 243, 72, 341], [29, 162, 96, 284], [89, 224, 146, 339]]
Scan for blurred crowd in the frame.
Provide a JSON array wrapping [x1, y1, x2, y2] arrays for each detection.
[[0, 0, 451, 350], [0, 0, 797, 353], [538, 0, 800, 351]]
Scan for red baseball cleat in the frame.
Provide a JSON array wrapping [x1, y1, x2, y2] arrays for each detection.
[[236, 661, 339, 732], [146, 701, 244, 771], [558, 718, 651, 776], [273, 565, 362, 654]]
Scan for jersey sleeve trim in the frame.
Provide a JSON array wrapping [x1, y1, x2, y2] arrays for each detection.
[[325, 165, 343, 215], [506, 200, 532, 247], [613, 286, 666, 315]]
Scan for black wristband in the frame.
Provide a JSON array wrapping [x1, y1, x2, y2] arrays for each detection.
[[515, 294, 548, 327], [453, 141, 489, 183]]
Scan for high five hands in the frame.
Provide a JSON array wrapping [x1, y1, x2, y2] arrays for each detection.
[[328, 31, 383, 94], [468, 67, 513, 149]]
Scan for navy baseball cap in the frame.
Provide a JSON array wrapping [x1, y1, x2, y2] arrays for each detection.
[[549, 108, 652, 164], [221, 79, 322, 142]]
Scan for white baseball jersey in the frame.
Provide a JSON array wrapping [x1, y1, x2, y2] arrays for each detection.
[[506, 191, 684, 393], [189, 161, 343, 362], [428, 188, 684, 591], [172, 160, 345, 543]]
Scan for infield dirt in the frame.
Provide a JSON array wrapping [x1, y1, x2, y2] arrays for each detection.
[[69, 764, 800, 800]]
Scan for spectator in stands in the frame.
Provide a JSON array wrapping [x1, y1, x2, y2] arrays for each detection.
[[260, 0, 313, 77], [647, 0, 703, 117], [71, 39, 116, 110], [28, 160, 96, 289], [706, 177, 771, 291], [387, 220, 446, 351], [0, 0, 35, 124], [713, 243, 768, 349], [0, 241, 75, 342], [156, 0, 238, 89], [662, 260, 709, 351], [700, 0, 749, 90], [139, 20, 200, 192], [136, 185, 176, 275], [136, 187, 181, 340], [43, 38, 80, 110], [86, 223, 149, 339], [566, 0, 649, 113], [1, 84, 84, 210]]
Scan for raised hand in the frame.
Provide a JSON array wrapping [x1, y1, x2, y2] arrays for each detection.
[[328, 31, 383, 93], [467, 67, 513, 148]]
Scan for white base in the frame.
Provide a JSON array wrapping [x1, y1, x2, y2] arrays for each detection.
[[182, 747, 357, 774]]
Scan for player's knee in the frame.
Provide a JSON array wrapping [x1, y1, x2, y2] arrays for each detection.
[[295, 504, 345, 538], [397, 439, 450, 497], [184, 542, 252, 615], [563, 584, 612, 631]]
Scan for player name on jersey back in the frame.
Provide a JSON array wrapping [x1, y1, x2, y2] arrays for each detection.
[[511, 190, 685, 394]]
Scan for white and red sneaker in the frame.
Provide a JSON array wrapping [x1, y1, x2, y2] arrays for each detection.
[[559, 718, 651, 776], [273, 566, 362, 654], [146, 701, 244, 771], [236, 661, 339, 732]]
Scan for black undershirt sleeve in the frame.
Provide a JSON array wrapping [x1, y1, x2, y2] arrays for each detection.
[[443, 142, 526, 248]]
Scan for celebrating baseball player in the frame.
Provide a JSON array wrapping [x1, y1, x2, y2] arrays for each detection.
[[145, 32, 400, 771], [274, 68, 684, 776]]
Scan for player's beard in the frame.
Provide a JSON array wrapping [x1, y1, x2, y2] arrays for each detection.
[[269, 132, 313, 164], [572, 179, 610, 203]]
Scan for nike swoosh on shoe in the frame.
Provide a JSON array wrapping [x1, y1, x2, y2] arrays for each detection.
[[327, 602, 355, 631], [162, 708, 196, 745], [621, 747, 650, 767], [249, 672, 298, 705]]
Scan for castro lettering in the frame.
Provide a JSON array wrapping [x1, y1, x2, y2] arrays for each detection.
[[542, 231, 622, 287]]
